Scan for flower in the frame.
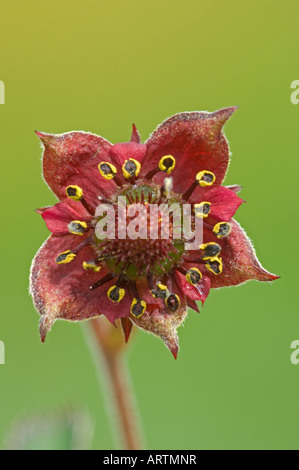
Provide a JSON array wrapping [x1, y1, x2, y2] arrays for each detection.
[[30, 108, 278, 358]]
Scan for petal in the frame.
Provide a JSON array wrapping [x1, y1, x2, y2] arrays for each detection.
[[29, 235, 132, 341], [131, 306, 187, 359], [41, 200, 91, 235], [143, 107, 237, 192], [174, 270, 211, 305], [131, 279, 187, 358], [36, 131, 114, 207], [190, 186, 244, 221], [109, 142, 147, 171], [206, 219, 279, 288]]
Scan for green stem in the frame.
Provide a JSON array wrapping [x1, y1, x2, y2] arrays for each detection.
[[86, 317, 143, 450]]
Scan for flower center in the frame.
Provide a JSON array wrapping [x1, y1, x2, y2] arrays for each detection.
[[95, 183, 185, 280]]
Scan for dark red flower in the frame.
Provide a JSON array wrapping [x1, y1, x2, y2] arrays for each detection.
[[30, 108, 278, 358]]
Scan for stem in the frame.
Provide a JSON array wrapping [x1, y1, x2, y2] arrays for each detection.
[[87, 317, 143, 450]]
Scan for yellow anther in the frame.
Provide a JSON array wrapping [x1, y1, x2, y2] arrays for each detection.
[[194, 202, 211, 218], [196, 170, 216, 187], [199, 242, 221, 259], [56, 250, 76, 264], [151, 283, 169, 299], [82, 261, 101, 272], [206, 256, 223, 275], [157, 283, 167, 291], [68, 220, 88, 235], [158, 155, 176, 174], [130, 298, 147, 318], [66, 185, 83, 201], [165, 293, 180, 312], [213, 222, 232, 238], [186, 268, 202, 285], [107, 285, 125, 303], [98, 162, 117, 180], [122, 158, 141, 179]]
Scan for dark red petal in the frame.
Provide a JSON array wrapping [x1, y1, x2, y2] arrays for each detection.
[[143, 107, 237, 192], [109, 142, 147, 170], [30, 235, 132, 341], [207, 219, 279, 288], [36, 131, 114, 208], [131, 278, 187, 359], [190, 186, 244, 221], [174, 270, 211, 305], [131, 307, 186, 359], [41, 200, 91, 235]]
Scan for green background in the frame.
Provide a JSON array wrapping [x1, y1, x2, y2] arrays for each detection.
[[0, 0, 298, 450]]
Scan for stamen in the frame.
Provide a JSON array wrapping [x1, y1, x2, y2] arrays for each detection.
[[98, 161, 117, 180], [65, 185, 93, 214], [107, 285, 126, 303], [68, 220, 88, 235], [175, 266, 187, 275], [165, 293, 180, 312], [158, 155, 176, 174], [151, 283, 169, 299], [55, 250, 76, 264], [196, 171, 216, 187], [186, 268, 202, 285], [182, 171, 216, 200], [73, 236, 92, 253], [82, 260, 101, 272], [194, 202, 211, 219], [66, 185, 83, 201], [89, 273, 114, 290], [213, 222, 232, 238], [122, 159, 141, 179], [206, 257, 223, 275], [199, 242, 221, 259], [145, 155, 176, 179], [183, 242, 221, 264], [147, 273, 154, 289], [130, 298, 147, 318]]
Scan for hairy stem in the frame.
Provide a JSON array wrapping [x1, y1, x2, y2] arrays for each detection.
[[87, 317, 143, 450]]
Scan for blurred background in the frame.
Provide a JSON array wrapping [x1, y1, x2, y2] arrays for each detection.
[[0, 0, 298, 449]]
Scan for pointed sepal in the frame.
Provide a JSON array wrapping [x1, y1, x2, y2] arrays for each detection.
[[131, 303, 187, 359], [121, 317, 133, 343], [130, 124, 141, 143]]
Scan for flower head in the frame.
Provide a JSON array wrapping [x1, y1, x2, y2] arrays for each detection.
[[30, 108, 278, 357]]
